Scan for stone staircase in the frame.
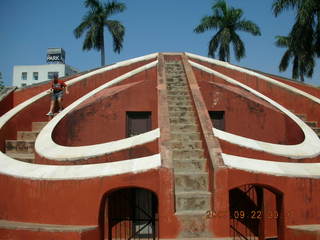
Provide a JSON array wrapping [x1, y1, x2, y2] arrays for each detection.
[[295, 113, 320, 138], [5, 122, 47, 162], [165, 60, 211, 237]]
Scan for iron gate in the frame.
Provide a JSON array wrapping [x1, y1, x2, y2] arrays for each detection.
[[108, 188, 158, 240], [229, 184, 282, 240]]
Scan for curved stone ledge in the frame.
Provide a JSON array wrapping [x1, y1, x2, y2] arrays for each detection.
[[186, 52, 320, 104], [36, 61, 158, 161], [0, 152, 161, 180], [189, 60, 320, 159], [0, 53, 158, 130], [0, 54, 161, 180], [222, 153, 320, 178]]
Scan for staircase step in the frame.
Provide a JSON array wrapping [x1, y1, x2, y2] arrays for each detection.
[[167, 78, 185, 83], [171, 131, 201, 141], [173, 159, 206, 172], [170, 140, 202, 150], [168, 106, 194, 112], [6, 153, 35, 162], [167, 92, 190, 97], [305, 121, 317, 128], [172, 149, 204, 160], [5, 140, 35, 154], [175, 172, 208, 192], [17, 131, 39, 141], [171, 123, 198, 132], [312, 127, 320, 137], [167, 86, 189, 92], [167, 83, 188, 88], [169, 111, 195, 119], [169, 116, 196, 124], [296, 114, 307, 121], [32, 122, 47, 131], [0, 219, 96, 232], [175, 213, 211, 238], [167, 95, 191, 102], [175, 191, 211, 212], [168, 101, 192, 107]]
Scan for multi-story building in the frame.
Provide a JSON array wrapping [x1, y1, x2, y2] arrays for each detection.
[[0, 52, 319, 240], [12, 48, 79, 87]]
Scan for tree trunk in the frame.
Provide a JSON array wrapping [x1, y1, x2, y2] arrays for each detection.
[[101, 29, 105, 66]]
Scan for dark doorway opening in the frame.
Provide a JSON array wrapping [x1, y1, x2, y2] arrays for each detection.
[[209, 111, 225, 131], [106, 188, 158, 240], [126, 112, 152, 137], [229, 184, 283, 240]]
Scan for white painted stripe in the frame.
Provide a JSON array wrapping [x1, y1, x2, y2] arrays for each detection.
[[0, 53, 158, 129], [186, 53, 320, 177], [189, 60, 320, 158], [66, 53, 158, 87], [37, 128, 160, 161], [0, 152, 161, 180], [186, 52, 320, 104], [35, 61, 159, 160], [222, 153, 320, 178], [0, 54, 161, 180]]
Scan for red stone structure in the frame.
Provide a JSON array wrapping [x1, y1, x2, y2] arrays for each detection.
[[0, 52, 319, 240]]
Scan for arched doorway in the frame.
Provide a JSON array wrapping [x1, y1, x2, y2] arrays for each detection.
[[104, 187, 158, 240], [229, 184, 283, 240]]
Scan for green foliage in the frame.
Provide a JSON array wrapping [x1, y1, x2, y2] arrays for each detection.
[[0, 72, 4, 90], [194, 0, 261, 62], [273, 0, 320, 81], [74, 0, 126, 66]]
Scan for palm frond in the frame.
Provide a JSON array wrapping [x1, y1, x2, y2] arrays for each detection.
[[85, 0, 101, 9], [106, 20, 125, 53], [74, 10, 96, 38], [212, 0, 228, 16], [105, 1, 126, 17], [272, 0, 301, 16], [208, 31, 221, 58], [231, 33, 245, 61], [275, 35, 290, 48], [292, 56, 300, 79], [236, 20, 261, 36], [194, 16, 221, 33], [279, 50, 292, 72]]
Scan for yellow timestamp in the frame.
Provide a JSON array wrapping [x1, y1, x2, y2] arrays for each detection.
[[233, 210, 289, 219], [206, 210, 293, 219]]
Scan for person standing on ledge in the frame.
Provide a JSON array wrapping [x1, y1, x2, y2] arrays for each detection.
[[46, 74, 69, 116]]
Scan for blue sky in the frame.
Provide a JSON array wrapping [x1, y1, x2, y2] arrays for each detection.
[[0, 0, 319, 87]]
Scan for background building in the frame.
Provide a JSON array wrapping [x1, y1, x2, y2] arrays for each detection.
[[12, 48, 79, 87]]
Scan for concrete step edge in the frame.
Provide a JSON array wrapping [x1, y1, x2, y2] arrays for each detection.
[[175, 210, 209, 216], [17, 131, 40, 140], [6, 153, 35, 160], [173, 158, 207, 162], [32, 122, 48, 131], [0, 220, 97, 232], [5, 140, 35, 143], [175, 172, 208, 176], [170, 139, 202, 144], [175, 191, 211, 196]]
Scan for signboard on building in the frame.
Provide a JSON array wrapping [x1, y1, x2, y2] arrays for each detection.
[[46, 48, 65, 64]]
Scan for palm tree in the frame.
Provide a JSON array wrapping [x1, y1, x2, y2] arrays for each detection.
[[74, 0, 126, 66], [275, 34, 315, 82], [194, 0, 261, 62], [272, 0, 320, 81], [273, 0, 320, 54]]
